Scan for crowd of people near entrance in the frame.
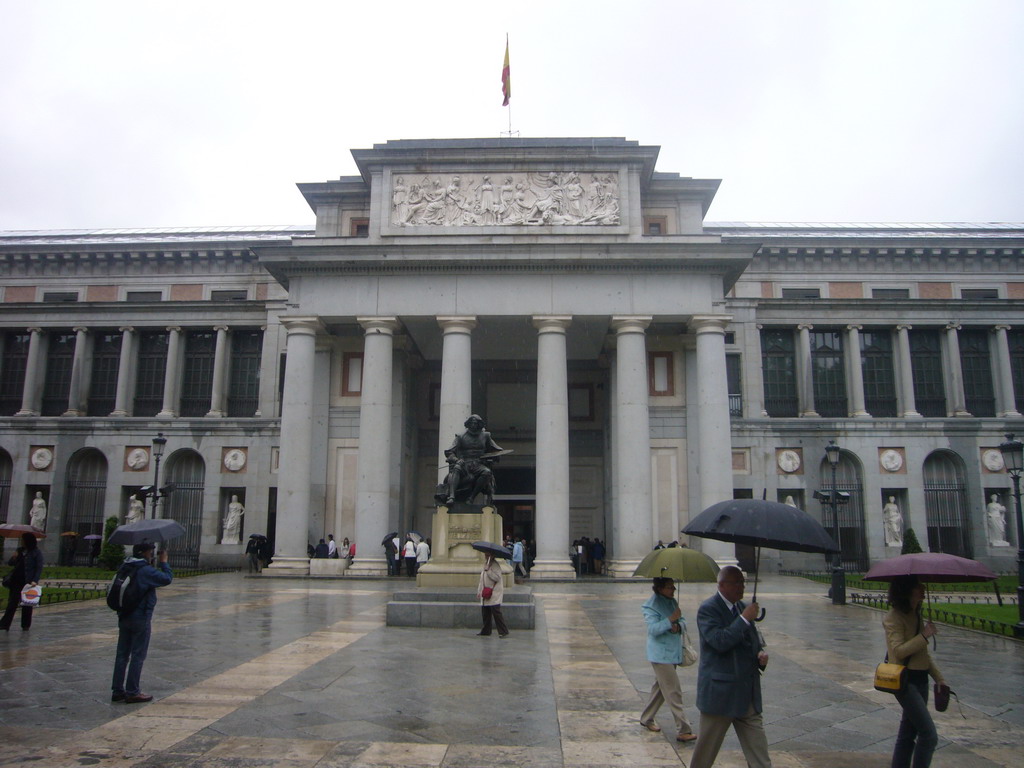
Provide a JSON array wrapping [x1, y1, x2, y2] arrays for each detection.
[[570, 536, 606, 575], [382, 534, 430, 577]]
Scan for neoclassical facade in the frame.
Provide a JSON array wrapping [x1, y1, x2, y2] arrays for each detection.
[[1, 138, 1021, 575]]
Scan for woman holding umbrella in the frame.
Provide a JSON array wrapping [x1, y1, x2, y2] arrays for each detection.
[[883, 576, 945, 768], [639, 577, 696, 743], [476, 553, 508, 637], [1, 532, 43, 631]]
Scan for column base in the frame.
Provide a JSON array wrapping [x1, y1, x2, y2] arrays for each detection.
[[999, 410, 1023, 418], [156, 410, 177, 419], [953, 410, 972, 417], [851, 411, 871, 419], [799, 410, 820, 418], [347, 558, 390, 577], [901, 410, 923, 418], [263, 556, 311, 576], [14, 409, 39, 417], [62, 409, 83, 417], [528, 559, 576, 580], [206, 409, 225, 418], [605, 558, 645, 578]]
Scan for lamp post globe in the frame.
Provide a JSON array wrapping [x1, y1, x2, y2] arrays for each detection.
[[998, 433, 1024, 638]]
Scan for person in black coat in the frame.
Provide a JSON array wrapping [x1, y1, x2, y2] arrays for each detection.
[[1, 533, 44, 631]]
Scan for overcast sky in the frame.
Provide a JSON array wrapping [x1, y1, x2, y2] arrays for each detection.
[[2, 1, 1022, 230]]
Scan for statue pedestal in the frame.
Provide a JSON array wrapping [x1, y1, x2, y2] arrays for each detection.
[[415, 504, 513, 588]]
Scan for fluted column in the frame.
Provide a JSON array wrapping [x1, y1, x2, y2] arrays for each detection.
[[845, 324, 869, 418], [749, 325, 767, 417], [797, 323, 819, 417], [110, 327, 135, 416], [945, 323, 969, 416], [436, 316, 476, 482], [895, 325, 920, 418], [607, 316, 653, 577], [15, 327, 45, 416], [349, 317, 400, 576], [63, 326, 89, 416], [206, 325, 230, 417], [268, 317, 324, 574], [692, 315, 736, 565], [531, 315, 575, 579], [993, 325, 1021, 417], [156, 326, 182, 418]]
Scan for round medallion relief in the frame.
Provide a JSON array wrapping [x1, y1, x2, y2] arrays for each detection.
[[880, 449, 904, 472], [982, 449, 1005, 472], [126, 448, 150, 470], [30, 448, 53, 470], [777, 450, 801, 473], [223, 449, 247, 472]]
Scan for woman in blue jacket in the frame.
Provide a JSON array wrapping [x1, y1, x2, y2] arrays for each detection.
[[639, 577, 696, 742], [1, 533, 44, 631]]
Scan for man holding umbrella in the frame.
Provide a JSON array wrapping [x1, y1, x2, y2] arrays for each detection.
[[690, 565, 771, 768], [111, 542, 172, 704]]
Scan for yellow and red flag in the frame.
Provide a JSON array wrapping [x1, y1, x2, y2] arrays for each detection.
[[501, 39, 511, 106]]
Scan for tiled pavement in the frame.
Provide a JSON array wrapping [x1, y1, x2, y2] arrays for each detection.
[[0, 572, 1021, 767]]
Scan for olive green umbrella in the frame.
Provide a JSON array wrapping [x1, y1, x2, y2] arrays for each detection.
[[632, 547, 719, 582]]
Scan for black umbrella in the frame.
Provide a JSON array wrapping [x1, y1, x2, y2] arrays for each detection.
[[683, 498, 838, 619], [108, 518, 186, 545], [381, 532, 398, 547], [472, 540, 512, 560]]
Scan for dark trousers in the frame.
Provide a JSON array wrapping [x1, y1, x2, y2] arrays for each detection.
[[0, 585, 32, 630], [406, 556, 417, 577], [112, 614, 153, 696], [480, 604, 509, 636], [892, 669, 937, 768]]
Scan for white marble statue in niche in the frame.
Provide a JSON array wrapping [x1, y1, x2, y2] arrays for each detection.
[[987, 494, 1010, 546], [883, 497, 903, 548], [126, 494, 145, 525], [392, 171, 621, 227], [29, 492, 47, 530], [222, 495, 244, 544]]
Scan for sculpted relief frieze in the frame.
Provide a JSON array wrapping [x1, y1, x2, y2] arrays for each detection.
[[391, 171, 620, 228]]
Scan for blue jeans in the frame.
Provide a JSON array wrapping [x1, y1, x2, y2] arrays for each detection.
[[892, 669, 937, 768], [112, 614, 152, 696]]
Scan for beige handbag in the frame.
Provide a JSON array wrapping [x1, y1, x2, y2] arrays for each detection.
[[681, 628, 698, 667]]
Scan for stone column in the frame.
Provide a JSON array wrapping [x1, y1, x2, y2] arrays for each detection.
[[15, 327, 45, 416], [895, 325, 921, 417], [607, 316, 653, 577], [436, 316, 476, 482], [63, 326, 89, 416], [110, 327, 136, 416], [945, 323, 970, 416], [206, 325, 230, 417], [993, 325, 1021, 417], [748, 325, 767, 417], [348, 317, 400, 576], [156, 326, 183, 418], [845, 324, 869, 418], [797, 323, 819, 417], [269, 317, 324, 573], [531, 315, 576, 579], [692, 315, 736, 565]]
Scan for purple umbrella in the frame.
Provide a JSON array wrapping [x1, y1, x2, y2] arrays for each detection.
[[864, 552, 997, 583], [83, 534, 103, 541]]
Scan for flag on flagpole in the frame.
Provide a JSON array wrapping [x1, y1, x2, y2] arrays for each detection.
[[501, 38, 511, 106]]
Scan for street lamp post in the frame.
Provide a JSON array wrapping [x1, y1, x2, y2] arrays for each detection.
[[825, 440, 846, 606], [998, 433, 1024, 638], [150, 432, 167, 519]]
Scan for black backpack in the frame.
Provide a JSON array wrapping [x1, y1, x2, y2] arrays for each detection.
[[106, 562, 144, 614]]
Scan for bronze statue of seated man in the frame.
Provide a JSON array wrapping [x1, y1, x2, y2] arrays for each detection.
[[436, 414, 506, 506]]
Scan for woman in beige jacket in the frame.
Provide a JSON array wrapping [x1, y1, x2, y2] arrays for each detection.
[[476, 555, 508, 637], [882, 576, 946, 768]]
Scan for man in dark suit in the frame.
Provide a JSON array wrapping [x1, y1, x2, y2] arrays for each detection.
[[690, 565, 772, 768]]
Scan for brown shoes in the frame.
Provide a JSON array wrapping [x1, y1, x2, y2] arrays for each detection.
[[641, 720, 661, 732], [677, 733, 697, 743], [124, 693, 153, 704]]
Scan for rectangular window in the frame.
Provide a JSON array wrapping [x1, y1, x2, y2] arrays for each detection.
[[87, 332, 122, 416], [872, 288, 911, 299], [0, 332, 30, 415], [861, 330, 897, 417], [648, 352, 673, 396], [180, 331, 216, 416], [210, 289, 248, 302], [909, 329, 946, 417], [42, 291, 78, 303], [781, 288, 821, 299], [961, 288, 999, 299], [569, 383, 595, 421], [959, 329, 995, 416], [134, 330, 169, 417], [350, 218, 370, 237], [643, 216, 667, 236], [760, 329, 798, 417], [810, 330, 847, 417], [41, 332, 76, 416], [1010, 330, 1024, 415], [227, 330, 263, 417], [125, 290, 162, 302], [343, 353, 363, 395], [726, 354, 742, 417]]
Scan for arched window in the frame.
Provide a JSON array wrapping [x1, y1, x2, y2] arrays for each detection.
[[0, 449, 12, 522], [63, 449, 109, 565], [163, 450, 205, 568], [923, 451, 972, 557], [818, 450, 868, 570]]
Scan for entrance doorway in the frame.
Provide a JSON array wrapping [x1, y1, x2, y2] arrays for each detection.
[[493, 500, 535, 544]]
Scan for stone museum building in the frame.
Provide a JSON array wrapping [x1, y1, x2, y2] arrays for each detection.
[[1, 137, 1022, 576]]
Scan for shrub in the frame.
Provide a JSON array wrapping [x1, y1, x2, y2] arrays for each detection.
[[99, 516, 126, 570], [901, 527, 924, 555]]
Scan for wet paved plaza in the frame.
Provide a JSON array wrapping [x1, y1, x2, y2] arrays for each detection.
[[0, 572, 1021, 767]]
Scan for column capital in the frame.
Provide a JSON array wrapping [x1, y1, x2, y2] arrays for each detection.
[[690, 314, 733, 334], [280, 316, 326, 337], [797, 323, 814, 331], [896, 324, 913, 332], [610, 315, 652, 334], [532, 315, 572, 333], [72, 326, 89, 334], [994, 324, 1012, 332], [945, 323, 962, 332], [437, 316, 477, 334], [357, 316, 400, 335], [213, 324, 230, 333], [166, 325, 182, 333], [845, 324, 863, 332], [27, 326, 44, 334]]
